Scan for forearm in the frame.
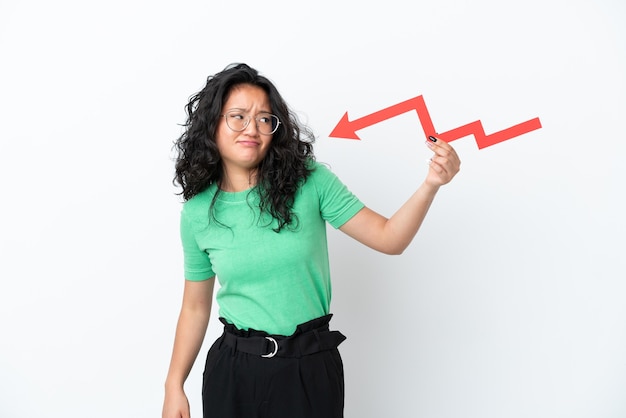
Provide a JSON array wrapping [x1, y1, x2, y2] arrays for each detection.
[[340, 181, 440, 255], [164, 278, 215, 390], [165, 306, 211, 390], [383, 181, 439, 254]]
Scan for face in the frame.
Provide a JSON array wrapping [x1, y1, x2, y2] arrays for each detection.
[[216, 84, 273, 178]]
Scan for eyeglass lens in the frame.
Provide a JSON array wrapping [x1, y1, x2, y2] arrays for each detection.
[[224, 111, 279, 135]]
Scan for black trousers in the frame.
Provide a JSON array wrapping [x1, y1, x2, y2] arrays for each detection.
[[202, 315, 346, 418]]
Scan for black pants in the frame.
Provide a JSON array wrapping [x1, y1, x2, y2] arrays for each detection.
[[202, 315, 346, 418]]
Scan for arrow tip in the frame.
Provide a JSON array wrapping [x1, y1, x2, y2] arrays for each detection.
[[329, 112, 361, 140]]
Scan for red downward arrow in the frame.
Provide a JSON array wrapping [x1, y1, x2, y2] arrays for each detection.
[[329, 95, 541, 149]]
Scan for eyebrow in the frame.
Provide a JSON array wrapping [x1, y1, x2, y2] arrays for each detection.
[[225, 107, 273, 114]]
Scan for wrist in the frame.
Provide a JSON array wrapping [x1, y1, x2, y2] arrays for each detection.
[[419, 181, 440, 196], [164, 378, 185, 392]]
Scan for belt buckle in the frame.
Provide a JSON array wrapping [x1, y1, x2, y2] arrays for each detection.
[[261, 336, 278, 358]]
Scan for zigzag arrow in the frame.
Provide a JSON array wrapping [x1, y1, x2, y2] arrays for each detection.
[[329, 95, 541, 149]]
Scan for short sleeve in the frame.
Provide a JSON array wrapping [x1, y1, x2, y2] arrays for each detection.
[[180, 210, 215, 281], [310, 162, 365, 229]]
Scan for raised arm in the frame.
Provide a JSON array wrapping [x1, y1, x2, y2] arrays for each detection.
[[339, 136, 460, 255]]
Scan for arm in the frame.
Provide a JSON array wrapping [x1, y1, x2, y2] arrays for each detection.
[[339, 136, 460, 255], [162, 277, 216, 418]]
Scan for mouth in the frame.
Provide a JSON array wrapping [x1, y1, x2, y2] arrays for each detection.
[[237, 140, 260, 147]]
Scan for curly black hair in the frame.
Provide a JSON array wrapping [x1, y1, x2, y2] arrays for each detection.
[[173, 63, 316, 232]]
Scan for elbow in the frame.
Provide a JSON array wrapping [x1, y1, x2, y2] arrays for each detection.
[[372, 237, 410, 255], [381, 244, 406, 256]]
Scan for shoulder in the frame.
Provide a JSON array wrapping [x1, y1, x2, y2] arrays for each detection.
[[305, 160, 350, 192], [301, 159, 356, 201], [306, 160, 338, 184], [181, 185, 217, 223]]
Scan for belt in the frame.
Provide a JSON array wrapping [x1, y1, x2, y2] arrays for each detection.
[[220, 328, 346, 359]]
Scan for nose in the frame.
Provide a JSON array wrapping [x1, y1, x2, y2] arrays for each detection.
[[242, 116, 259, 135]]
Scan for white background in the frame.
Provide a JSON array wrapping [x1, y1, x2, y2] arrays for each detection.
[[1, 0, 625, 417]]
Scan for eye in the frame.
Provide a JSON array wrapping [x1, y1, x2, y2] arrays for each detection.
[[257, 113, 272, 125], [229, 113, 245, 121]]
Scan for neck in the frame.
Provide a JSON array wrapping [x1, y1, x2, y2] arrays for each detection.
[[220, 168, 257, 192]]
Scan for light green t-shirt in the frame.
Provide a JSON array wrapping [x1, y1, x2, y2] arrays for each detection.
[[180, 161, 364, 336]]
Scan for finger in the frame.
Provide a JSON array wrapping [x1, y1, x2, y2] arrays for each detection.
[[428, 156, 449, 176], [426, 137, 460, 168], [432, 150, 461, 177], [426, 136, 450, 157], [428, 159, 457, 186], [427, 147, 457, 173], [427, 135, 458, 157]]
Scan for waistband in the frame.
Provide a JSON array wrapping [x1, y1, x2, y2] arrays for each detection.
[[218, 314, 346, 359]]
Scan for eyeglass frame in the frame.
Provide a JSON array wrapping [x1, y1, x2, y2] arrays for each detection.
[[220, 110, 281, 135]]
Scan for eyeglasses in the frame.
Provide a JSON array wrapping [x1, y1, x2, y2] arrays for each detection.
[[220, 110, 281, 135]]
